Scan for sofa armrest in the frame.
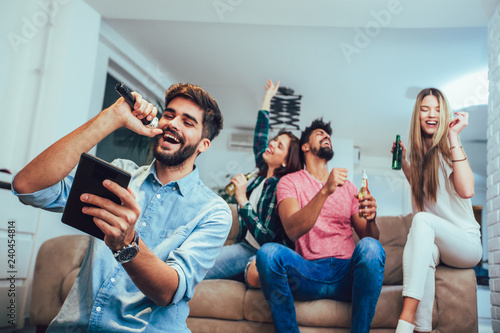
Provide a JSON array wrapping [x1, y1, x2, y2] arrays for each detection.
[[30, 235, 90, 327], [434, 265, 478, 333]]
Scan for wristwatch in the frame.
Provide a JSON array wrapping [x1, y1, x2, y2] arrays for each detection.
[[113, 232, 140, 264]]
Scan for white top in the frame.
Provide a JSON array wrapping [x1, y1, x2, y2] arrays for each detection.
[[245, 179, 266, 249], [413, 156, 481, 236]]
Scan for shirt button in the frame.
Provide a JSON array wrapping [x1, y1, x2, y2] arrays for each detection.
[[173, 187, 177, 191], [156, 194, 161, 199], [110, 278, 115, 283], [142, 222, 147, 227], [96, 307, 101, 312]]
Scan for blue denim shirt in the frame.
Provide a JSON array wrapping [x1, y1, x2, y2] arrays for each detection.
[[14, 159, 232, 332]]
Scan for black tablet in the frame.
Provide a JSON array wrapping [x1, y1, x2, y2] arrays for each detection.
[[61, 153, 131, 240]]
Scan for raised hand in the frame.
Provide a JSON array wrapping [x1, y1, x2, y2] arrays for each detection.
[[261, 79, 280, 111], [110, 92, 163, 137], [449, 112, 469, 137], [324, 168, 348, 195], [264, 79, 280, 99]]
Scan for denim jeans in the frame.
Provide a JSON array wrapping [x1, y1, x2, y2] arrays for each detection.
[[205, 241, 257, 280], [256, 238, 385, 333]]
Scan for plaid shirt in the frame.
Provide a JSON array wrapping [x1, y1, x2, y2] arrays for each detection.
[[236, 110, 293, 248]]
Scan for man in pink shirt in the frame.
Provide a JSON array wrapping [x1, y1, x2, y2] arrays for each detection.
[[256, 118, 385, 333]]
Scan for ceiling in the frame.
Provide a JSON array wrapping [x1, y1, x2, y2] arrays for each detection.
[[84, 0, 498, 180]]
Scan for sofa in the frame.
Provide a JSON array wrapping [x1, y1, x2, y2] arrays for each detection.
[[31, 204, 479, 332]]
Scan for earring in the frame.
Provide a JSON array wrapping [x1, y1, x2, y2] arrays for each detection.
[[282, 164, 286, 167]]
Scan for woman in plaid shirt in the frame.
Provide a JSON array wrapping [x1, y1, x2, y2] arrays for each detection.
[[205, 79, 302, 286]]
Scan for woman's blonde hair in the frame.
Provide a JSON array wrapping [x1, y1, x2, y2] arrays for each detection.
[[409, 88, 453, 211]]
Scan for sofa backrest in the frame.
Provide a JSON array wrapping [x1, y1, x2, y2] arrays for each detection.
[[224, 204, 240, 246]]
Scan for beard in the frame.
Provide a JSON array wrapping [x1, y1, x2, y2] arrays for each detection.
[[153, 131, 199, 167], [311, 145, 334, 161]]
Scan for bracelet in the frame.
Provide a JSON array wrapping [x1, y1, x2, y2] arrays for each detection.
[[239, 201, 250, 209], [452, 157, 467, 162], [450, 146, 462, 150]]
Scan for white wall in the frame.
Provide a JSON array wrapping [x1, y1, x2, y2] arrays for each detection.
[[0, 0, 102, 327], [0, 2, 181, 325], [354, 155, 412, 217], [197, 127, 354, 191], [487, 3, 500, 331]]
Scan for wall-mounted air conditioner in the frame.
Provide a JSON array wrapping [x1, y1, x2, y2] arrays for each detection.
[[228, 131, 253, 150]]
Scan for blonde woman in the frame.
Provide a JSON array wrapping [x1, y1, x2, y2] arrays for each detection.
[[393, 88, 482, 332]]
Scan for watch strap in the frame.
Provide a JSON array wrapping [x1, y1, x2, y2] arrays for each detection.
[[113, 232, 140, 263]]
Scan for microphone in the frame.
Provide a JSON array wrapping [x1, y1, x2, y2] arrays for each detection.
[[115, 83, 159, 128]]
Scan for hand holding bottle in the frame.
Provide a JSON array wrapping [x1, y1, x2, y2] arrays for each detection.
[[225, 168, 260, 197], [357, 170, 376, 220], [230, 174, 250, 204], [391, 138, 408, 165], [357, 193, 377, 222], [391, 138, 411, 183]]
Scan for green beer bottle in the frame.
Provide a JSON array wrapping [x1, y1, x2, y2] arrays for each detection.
[[392, 135, 402, 170]]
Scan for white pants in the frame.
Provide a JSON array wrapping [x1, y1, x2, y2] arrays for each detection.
[[402, 212, 482, 332]]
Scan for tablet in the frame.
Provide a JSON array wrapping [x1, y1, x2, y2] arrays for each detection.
[[61, 153, 131, 240]]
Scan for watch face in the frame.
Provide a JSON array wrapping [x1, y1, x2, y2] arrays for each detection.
[[118, 247, 138, 262]]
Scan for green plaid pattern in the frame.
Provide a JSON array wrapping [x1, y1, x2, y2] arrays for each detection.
[[236, 110, 293, 248]]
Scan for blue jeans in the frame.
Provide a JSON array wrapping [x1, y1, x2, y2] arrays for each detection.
[[256, 238, 385, 333], [205, 241, 257, 280]]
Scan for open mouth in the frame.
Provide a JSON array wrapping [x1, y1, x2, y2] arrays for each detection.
[[163, 131, 182, 144], [426, 121, 438, 126], [321, 138, 331, 147], [265, 148, 273, 155]]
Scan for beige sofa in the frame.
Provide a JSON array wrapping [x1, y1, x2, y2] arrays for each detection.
[[31, 205, 479, 332]]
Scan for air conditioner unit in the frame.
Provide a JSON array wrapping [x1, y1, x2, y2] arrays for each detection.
[[228, 131, 253, 150]]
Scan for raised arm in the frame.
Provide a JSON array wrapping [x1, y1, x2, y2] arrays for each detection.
[[254, 79, 280, 166], [13, 93, 162, 194], [448, 112, 474, 198], [261, 79, 280, 111], [279, 168, 348, 242]]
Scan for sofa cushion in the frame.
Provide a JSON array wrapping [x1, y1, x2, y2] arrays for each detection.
[[30, 234, 90, 326], [60, 268, 79, 302], [187, 317, 276, 333], [188, 280, 246, 320], [238, 283, 408, 328], [377, 214, 413, 285], [434, 266, 478, 332]]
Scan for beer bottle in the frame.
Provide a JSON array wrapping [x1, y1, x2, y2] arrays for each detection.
[[225, 168, 260, 196], [359, 170, 370, 218], [392, 134, 402, 170]]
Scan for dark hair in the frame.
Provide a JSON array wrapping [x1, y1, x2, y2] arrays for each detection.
[[258, 130, 302, 178], [299, 118, 332, 164], [165, 83, 223, 141]]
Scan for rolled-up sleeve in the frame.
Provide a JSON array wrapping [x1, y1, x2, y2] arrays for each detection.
[[166, 203, 232, 304], [12, 173, 75, 212]]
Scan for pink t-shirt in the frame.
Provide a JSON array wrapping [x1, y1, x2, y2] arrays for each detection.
[[277, 169, 359, 260]]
